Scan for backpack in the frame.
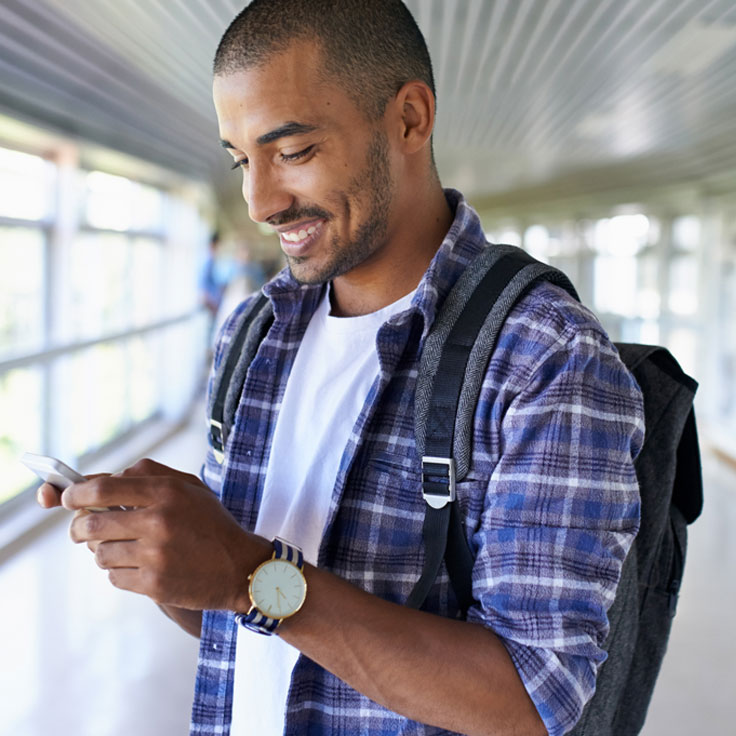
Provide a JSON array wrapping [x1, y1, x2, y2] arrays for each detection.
[[207, 245, 703, 736]]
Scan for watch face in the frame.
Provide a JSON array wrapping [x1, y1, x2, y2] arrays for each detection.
[[249, 558, 307, 620]]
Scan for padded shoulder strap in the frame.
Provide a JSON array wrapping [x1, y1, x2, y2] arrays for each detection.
[[208, 292, 274, 462], [415, 245, 579, 481], [408, 246, 578, 613]]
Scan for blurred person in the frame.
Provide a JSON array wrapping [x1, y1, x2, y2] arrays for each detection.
[[37, 2, 644, 735], [237, 240, 267, 290], [214, 239, 266, 336], [199, 231, 227, 318]]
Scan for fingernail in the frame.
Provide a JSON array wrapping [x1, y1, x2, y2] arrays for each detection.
[[36, 488, 44, 507]]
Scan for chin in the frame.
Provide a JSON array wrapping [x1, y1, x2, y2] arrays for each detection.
[[286, 259, 331, 286]]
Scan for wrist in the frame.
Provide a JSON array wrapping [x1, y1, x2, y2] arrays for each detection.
[[228, 533, 273, 614]]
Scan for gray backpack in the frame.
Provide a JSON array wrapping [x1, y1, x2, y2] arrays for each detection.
[[208, 245, 703, 735]]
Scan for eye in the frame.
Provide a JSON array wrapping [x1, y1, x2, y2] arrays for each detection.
[[281, 145, 314, 163], [230, 158, 248, 171]]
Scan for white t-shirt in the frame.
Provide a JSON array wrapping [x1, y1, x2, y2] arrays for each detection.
[[230, 285, 416, 736]]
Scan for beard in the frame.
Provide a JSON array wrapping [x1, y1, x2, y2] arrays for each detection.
[[283, 130, 395, 286]]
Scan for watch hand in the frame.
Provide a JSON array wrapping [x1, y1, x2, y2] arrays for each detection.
[[275, 587, 289, 614]]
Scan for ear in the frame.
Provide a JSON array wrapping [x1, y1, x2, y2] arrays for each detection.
[[392, 80, 435, 155]]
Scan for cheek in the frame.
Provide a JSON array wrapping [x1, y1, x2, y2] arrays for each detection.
[[293, 167, 327, 197], [297, 155, 347, 196], [297, 165, 354, 221]]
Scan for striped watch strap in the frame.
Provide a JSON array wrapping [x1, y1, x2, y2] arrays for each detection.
[[235, 538, 304, 636]]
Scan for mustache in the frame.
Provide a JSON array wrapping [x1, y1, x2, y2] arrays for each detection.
[[268, 205, 332, 228]]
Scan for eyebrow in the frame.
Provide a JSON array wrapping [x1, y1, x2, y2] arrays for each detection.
[[219, 121, 320, 150]]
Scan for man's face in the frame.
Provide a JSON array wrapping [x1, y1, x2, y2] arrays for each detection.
[[213, 42, 396, 286]]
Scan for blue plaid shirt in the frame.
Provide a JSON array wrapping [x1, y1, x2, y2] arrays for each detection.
[[192, 190, 644, 736]]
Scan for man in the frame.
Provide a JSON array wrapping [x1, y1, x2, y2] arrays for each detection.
[[38, 1, 644, 734]]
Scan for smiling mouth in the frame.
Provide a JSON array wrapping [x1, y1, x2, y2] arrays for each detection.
[[277, 219, 325, 251], [281, 222, 319, 242]]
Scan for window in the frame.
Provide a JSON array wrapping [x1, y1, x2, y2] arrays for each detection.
[[672, 215, 701, 252], [480, 201, 732, 459], [84, 171, 164, 233], [668, 254, 699, 317], [486, 225, 522, 247], [712, 211, 736, 439], [0, 227, 45, 358], [524, 225, 552, 260], [131, 238, 164, 326], [67, 232, 130, 340], [0, 146, 54, 221], [591, 217, 639, 319], [0, 368, 43, 505], [636, 252, 661, 320], [1, 134, 210, 509], [128, 335, 159, 422], [57, 344, 128, 457], [590, 214, 658, 321]]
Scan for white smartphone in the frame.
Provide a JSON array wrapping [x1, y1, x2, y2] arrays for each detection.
[[21, 452, 118, 511], [21, 452, 86, 490]]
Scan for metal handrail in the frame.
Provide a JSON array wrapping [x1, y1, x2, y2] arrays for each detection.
[[0, 308, 204, 374]]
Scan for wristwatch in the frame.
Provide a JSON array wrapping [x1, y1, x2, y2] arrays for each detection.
[[235, 538, 308, 635]]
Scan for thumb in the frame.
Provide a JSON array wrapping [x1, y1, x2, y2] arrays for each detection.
[[37, 482, 63, 509]]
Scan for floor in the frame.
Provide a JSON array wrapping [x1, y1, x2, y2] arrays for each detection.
[[1, 412, 734, 736]]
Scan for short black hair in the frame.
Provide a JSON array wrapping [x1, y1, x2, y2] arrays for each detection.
[[213, 0, 435, 121]]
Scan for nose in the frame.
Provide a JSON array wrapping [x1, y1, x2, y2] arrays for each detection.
[[243, 161, 293, 225]]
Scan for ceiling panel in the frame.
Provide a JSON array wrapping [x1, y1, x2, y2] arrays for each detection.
[[1, 0, 735, 211]]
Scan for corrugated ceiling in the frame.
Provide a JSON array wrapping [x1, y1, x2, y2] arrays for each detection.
[[1, 0, 736, 209]]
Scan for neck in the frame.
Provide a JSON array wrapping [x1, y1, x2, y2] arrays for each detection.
[[330, 183, 453, 317]]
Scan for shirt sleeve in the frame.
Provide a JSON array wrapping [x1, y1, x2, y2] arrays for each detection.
[[466, 305, 645, 736]]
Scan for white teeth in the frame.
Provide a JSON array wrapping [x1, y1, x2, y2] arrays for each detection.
[[282, 223, 319, 242]]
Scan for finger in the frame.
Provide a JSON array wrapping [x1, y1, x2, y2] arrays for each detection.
[[107, 567, 170, 605], [117, 458, 201, 485], [62, 476, 163, 512], [37, 483, 63, 509], [107, 568, 145, 596], [94, 540, 140, 570], [70, 507, 145, 544], [79, 474, 115, 509]]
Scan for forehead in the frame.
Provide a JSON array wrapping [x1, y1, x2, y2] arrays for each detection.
[[212, 42, 363, 145]]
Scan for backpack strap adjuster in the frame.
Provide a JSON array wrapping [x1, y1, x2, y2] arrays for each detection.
[[209, 419, 225, 464], [421, 456, 456, 509]]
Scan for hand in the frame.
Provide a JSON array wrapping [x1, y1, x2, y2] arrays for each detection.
[[62, 459, 271, 611]]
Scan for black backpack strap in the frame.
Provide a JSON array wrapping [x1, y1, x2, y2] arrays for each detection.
[[208, 292, 274, 462], [408, 247, 579, 614]]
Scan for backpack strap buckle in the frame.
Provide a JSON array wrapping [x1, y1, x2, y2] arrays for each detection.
[[209, 419, 225, 464], [421, 456, 456, 509]]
